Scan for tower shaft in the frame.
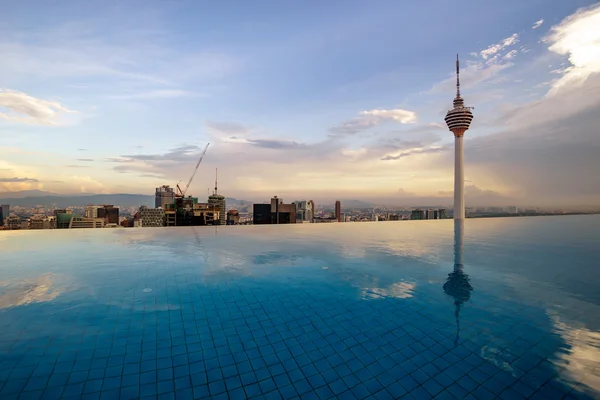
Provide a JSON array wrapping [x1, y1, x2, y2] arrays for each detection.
[[454, 136, 465, 220]]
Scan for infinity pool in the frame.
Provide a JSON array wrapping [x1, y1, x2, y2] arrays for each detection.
[[1, 215, 599, 399]]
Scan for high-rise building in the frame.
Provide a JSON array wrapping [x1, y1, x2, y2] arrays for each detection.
[[140, 206, 165, 227], [439, 209, 447, 219], [335, 200, 342, 222], [85, 205, 119, 224], [0, 204, 9, 226], [444, 56, 474, 220], [155, 185, 175, 209], [253, 196, 297, 224], [308, 200, 315, 223], [208, 169, 226, 225], [411, 209, 425, 220]]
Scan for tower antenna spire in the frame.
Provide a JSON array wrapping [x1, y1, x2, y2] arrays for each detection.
[[214, 168, 218, 195], [456, 54, 461, 98]]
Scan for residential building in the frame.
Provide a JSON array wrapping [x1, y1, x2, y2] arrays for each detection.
[[335, 200, 342, 222]]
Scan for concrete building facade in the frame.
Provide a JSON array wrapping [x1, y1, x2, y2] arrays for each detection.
[[140, 206, 165, 227]]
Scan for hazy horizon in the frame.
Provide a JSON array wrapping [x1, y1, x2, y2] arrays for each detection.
[[2, 1, 600, 207]]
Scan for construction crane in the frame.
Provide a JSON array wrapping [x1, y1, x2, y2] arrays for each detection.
[[176, 143, 210, 197]]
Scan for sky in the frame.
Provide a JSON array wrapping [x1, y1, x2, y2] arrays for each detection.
[[1, 0, 600, 207]]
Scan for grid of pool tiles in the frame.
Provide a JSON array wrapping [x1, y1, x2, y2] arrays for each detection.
[[0, 277, 595, 400]]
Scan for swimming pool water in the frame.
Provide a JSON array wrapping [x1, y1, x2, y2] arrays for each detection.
[[1, 215, 599, 399]]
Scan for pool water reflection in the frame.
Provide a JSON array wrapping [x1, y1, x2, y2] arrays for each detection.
[[1, 215, 599, 399]]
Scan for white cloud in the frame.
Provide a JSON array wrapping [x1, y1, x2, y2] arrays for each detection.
[[503, 50, 518, 60], [0, 89, 76, 125], [360, 108, 417, 124], [480, 34, 519, 60], [330, 108, 417, 135], [532, 19, 545, 29], [544, 3, 600, 96]]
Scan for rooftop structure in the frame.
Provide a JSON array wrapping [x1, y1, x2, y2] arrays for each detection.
[[208, 169, 226, 225], [444, 55, 474, 220], [155, 185, 175, 209]]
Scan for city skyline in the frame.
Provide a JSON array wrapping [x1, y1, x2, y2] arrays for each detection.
[[1, 1, 600, 207]]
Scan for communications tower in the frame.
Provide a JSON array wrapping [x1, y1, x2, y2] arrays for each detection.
[[444, 55, 473, 220]]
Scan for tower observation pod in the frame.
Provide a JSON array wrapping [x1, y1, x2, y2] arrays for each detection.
[[444, 55, 474, 220]]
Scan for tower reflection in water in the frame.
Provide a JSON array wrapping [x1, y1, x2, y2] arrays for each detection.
[[443, 219, 473, 345]]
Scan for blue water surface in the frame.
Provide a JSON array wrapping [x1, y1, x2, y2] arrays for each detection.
[[1, 215, 599, 399]]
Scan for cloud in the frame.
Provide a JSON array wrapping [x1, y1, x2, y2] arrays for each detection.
[[66, 165, 91, 169], [330, 107, 417, 136], [109, 90, 204, 100], [381, 146, 447, 161], [246, 139, 307, 150], [206, 121, 254, 141], [0, 89, 76, 125], [503, 50, 518, 60], [76, 158, 94, 162], [480, 34, 519, 60], [430, 62, 513, 94], [532, 19, 545, 29], [0, 177, 39, 183], [77, 148, 87, 151], [544, 3, 600, 95]]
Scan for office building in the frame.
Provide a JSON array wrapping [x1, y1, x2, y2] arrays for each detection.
[[0, 204, 9, 226], [444, 56, 473, 220], [335, 200, 342, 222], [5, 215, 22, 230], [85, 205, 119, 224], [29, 215, 55, 229], [253, 196, 297, 225], [70, 217, 105, 229], [140, 206, 165, 227], [411, 209, 425, 220], [308, 200, 315, 223], [507, 206, 518, 214], [439, 209, 447, 219], [155, 185, 175, 209], [55, 212, 73, 229]]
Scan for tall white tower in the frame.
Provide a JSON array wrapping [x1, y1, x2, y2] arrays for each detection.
[[445, 55, 474, 220]]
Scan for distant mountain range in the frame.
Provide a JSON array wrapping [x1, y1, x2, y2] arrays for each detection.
[[0, 191, 252, 208]]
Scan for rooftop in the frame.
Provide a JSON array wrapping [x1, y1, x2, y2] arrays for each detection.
[[1, 215, 599, 399]]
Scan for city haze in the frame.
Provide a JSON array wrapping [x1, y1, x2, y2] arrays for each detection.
[[1, 1, 600, 207]]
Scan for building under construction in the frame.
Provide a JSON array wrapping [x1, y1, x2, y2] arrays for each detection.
[[163, 196, 220, 226], [149, 143, 225, 227]]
